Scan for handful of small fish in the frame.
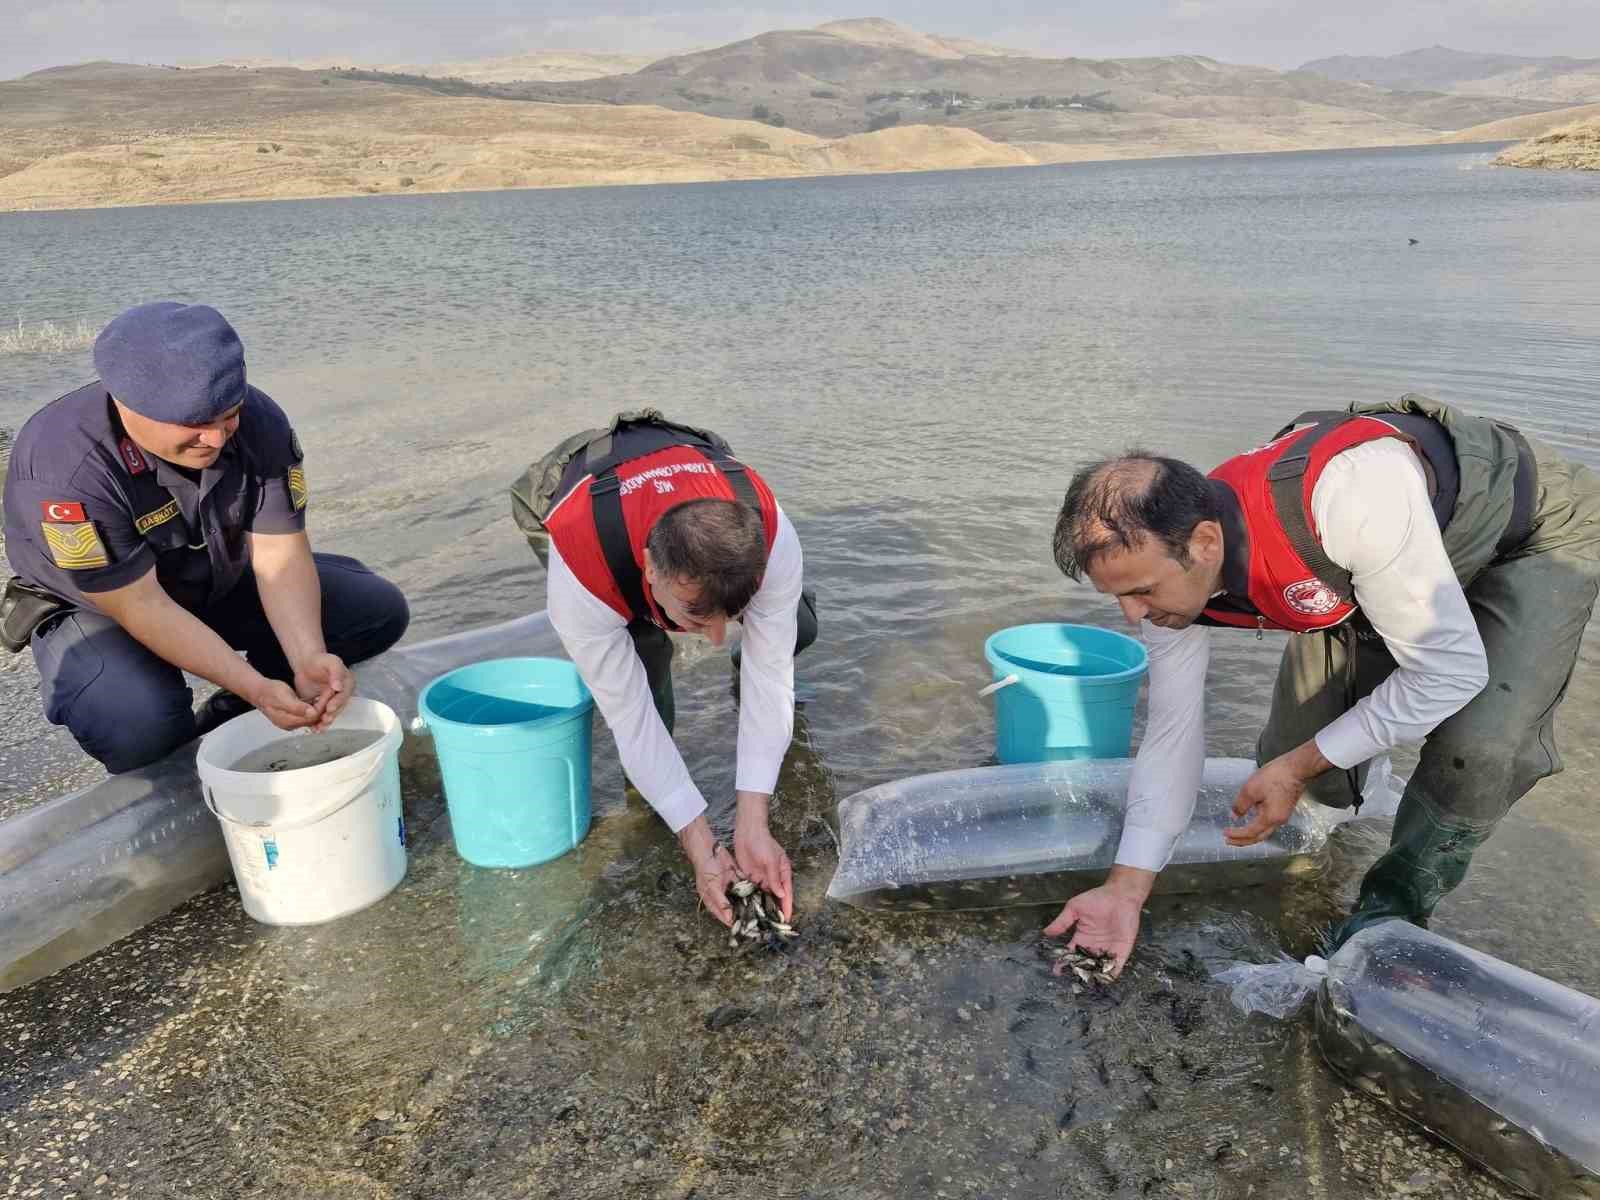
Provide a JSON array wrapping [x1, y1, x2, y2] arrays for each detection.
[[1040, 942, 1118, 984], [726, 878, 797, 951]]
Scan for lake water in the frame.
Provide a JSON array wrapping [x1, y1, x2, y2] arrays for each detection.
[[2, 145, 1599, 1198]]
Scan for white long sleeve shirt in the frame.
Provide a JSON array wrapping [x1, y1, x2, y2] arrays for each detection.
[[545, 505, 803, 834], [1117, 438, 1490, 871]]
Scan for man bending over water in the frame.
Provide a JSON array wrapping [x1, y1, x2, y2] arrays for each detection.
[[1047, 396, 1600, 971], [512, 412, 817, 926]]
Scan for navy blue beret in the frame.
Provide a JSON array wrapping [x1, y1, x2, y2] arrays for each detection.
[[93, 302, 247, 425]]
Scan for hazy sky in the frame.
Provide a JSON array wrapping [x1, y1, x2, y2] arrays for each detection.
[[6, 0, 1600, 81]]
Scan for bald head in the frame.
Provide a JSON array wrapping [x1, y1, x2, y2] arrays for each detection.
[[1053, 451, 1219, 580]]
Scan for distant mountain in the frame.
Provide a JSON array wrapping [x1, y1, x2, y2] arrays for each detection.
[[5, 19, 1579, 214], [814, 18, 1028, 60], [174, 51, 664, 84], [501, 22, 1558, 142], [1301, 46, 1600, 104], [0, 63, 1038, 212]]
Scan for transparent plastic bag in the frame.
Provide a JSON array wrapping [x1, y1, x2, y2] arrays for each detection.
[[1317, 922, 1600, 1198], [1213, 953, 1328, 1020], [826, 756, 1390, 911]]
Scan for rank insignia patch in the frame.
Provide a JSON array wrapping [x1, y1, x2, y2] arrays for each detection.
[[42, 521, 109, 570], [287, 465, 308, 512], [135, 499, 180, 536]]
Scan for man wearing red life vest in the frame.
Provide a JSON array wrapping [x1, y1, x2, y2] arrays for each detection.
[[523, 415, 815, 927], [1048, 396, 1600, 974]]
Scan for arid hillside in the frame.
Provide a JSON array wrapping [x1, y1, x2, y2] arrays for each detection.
[[0, 64, 1038, 212], [1440, 101, 1600, 144], [4, 17, 1576, 213], [1302, 47, 1600, 105], [502, 20, 1558, 142], [1494, 115, 1600, 169], [181, 52, 665, 84], [813, 18, 1027, 60]]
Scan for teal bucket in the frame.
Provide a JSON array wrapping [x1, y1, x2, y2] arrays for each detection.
[[418, 657, 594, 868], [983, 624, 1148, 764]]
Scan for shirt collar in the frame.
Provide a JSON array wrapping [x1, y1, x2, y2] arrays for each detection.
[[107, 404, 238, 502]]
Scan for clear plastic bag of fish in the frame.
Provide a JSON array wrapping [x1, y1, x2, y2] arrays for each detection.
[[1313, 923, 1599, 1199], [826, 756, 1378, 911]]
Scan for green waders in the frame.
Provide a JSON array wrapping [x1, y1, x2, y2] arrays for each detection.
[[1255, 396, 1600, 947]]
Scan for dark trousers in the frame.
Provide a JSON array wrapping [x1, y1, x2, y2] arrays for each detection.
[[631, 589, 818, 733], [1258, 451, 1600, 947], [30, 553, 409, 774]]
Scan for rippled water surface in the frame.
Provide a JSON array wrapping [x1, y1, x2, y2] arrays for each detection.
[[2, 145, 1599, 1198]]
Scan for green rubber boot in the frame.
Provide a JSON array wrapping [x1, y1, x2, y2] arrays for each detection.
[[1327, 791, 1495, 951]]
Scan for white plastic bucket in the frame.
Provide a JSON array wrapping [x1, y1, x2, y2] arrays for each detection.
[[195, 697, 406, 926]]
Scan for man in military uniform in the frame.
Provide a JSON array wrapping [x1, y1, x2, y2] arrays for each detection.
[[1047, 397, 1600, 972], [1, 302, 410, 773]]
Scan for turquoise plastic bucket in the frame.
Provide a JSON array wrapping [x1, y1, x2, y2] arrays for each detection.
[[418, 657, 594, 868], [983, 624, 1148, 764]]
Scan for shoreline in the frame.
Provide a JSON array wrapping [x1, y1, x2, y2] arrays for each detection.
[[1494, 115, 1600, 170], [0, 138, 1513, 217]]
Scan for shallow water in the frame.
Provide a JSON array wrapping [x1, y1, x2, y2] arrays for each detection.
[[228, 729, 384, 773], [2, 145, 1600, 1197]]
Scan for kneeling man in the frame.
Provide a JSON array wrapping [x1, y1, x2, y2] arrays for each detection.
[[1048, 397, 1599, 970], [2, 302, 409, 773]]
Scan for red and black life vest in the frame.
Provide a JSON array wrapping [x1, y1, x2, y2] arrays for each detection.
[[1199, 411, 1464, 633], [543, 423, 778, 628]]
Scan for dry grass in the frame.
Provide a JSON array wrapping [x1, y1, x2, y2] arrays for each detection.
[[0, 79, 1042, 213], [1494, 115, 1600, 169], [1442, 101, 1600, 144], [0, 316, 96, 355]]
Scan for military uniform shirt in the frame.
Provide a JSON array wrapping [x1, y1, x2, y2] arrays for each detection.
[[2, 381, 307, 611]]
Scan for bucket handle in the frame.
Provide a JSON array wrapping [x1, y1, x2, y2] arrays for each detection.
[[979, 673, 1020, 699], [202, 746, 394, 835]]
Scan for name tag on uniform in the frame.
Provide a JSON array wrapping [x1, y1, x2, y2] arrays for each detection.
[[135, 499, 180, 535]]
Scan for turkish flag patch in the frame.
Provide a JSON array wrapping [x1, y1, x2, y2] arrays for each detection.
[[41, 500, 88, 523]]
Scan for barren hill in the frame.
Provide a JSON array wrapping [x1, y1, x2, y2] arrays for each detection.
[[504, 23, 1560, 146], [1301, 46, 1600, 105], [0, 63, 1038, 212], [4, 19, 1579, 212], [173, 20, 1022, 84], [179, 51, 664, 84], [1493, 115, 1600, 169], [814, 18, 1027, 60], [1441, 101, 1600, 144]]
